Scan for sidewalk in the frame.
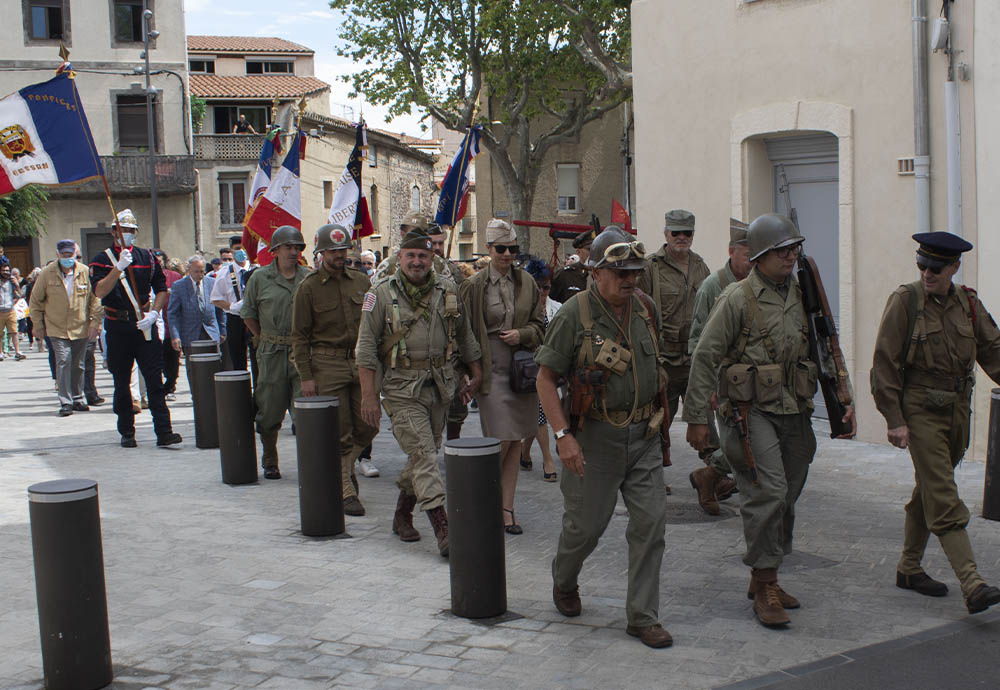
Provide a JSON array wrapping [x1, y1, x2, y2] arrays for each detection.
[[1, 349, 999, 689]]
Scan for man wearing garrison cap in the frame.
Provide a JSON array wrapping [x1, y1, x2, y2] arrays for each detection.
[[550, 227, 594, 304], [872, 231, 1000, 615]]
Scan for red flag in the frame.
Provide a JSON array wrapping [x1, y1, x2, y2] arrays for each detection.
[[612, 199, 633, 234]]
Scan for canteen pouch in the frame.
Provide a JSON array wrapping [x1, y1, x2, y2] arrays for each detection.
[[595, 339, 630, 376], [509, 349, 539, 393], [754, 363, 783, 404], [722, 363, 755, 402], [793, 360, 819, 400]]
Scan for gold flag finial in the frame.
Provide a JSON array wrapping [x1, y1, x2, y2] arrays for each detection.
[[58, 42, 70, 62]]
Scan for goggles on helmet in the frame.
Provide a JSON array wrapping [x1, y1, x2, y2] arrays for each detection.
[[595, 240, 645, 268]]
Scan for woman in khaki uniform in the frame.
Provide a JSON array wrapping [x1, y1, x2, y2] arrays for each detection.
[[872, 231, 1000, 615], [460, 219, 545, 534]]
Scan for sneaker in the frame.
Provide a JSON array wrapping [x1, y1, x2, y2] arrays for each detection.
[[165, 392, 176, 401], [72, 401, 90, 412], [58, 404, 73, 417], [14, 353, 26, 361], [357, 459, 380, 478]]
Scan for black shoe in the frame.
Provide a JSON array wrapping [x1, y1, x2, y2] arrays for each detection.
[[58, 404, 73, 417], [263, 466, 281, 480], [553, 584, 582, 617], [966, 583, 1000, 614], [121, 434, 137, 448], [156, 432, 183, 447], [87, 396, 105, 406], [344, 495, 366, 516], [72, 401, 90, 412], [897, 571, 949, 597]]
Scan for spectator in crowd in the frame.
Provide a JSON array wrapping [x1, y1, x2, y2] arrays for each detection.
[[359, 250, 376, 277], [0, 263, 26, 361], [166, 256, 226, 394], [22, 267, 42, 351], [519, 256, 559, 481], [154, 251, 183, 400]]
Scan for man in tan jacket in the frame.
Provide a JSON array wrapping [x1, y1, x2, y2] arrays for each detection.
[[30, 240, 102, 416]]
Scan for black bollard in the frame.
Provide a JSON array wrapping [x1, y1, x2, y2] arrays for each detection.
[[984, 388, 1000, 521], [189, 352, 222, 449], [215, 371, 258, 485], [189, 339, 218, 355], [28, 479, 112, 690], [294, 396, 343, 536], [445, 437, 506, 618]]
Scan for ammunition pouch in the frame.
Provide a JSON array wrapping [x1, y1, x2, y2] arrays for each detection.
[[754, 363, 783, 403], [722, 363, 755, 402], [595, 339, 631, 376], [792, 360, 819, 400]]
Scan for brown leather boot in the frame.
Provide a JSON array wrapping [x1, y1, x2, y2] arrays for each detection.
[[748, 569, 800, 609], [426, 506, 449, 557], [446, 422, 463, 441], [689, 466, 721, 516], [392, 490, 420, 542], [260, 430, 279, 477], [716, 476, 737, 501], [750, 569, 791, 626]]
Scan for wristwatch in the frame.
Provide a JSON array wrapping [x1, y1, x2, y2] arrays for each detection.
[[554, 428, 571, 441]]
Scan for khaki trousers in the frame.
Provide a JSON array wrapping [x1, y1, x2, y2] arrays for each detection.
[[382, 384, 448, 511], [254, 345, 300, 434]]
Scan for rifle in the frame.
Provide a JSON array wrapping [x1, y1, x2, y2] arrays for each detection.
[[797, 252, 854, 438], [732, 401, 760, 486]]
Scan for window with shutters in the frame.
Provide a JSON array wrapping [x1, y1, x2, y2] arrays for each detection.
[[219, 176, 247, 227], [114, 93, 160, 152], [557, 163, 580, 213], [24, 0, 69, 44]]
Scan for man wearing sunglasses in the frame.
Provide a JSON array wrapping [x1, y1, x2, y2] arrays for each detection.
[[872, 231, 1000, 616], [637, 209, 710, 490], [684, 213, 855, 628]]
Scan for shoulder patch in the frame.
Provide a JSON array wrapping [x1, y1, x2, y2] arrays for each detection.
[[362, 292, 377, 312]]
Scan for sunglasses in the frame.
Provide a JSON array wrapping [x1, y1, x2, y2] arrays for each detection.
[[670, 230, 694, 238], [610, 268, 640, 279], [493, 245, 519, 255], [916, 261, 943, 275], [597, 240, 646, 268], [346, 259, 362, 268], [774, 244, 802, 259]]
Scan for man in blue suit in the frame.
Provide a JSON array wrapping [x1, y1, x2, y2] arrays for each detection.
[[166, 257, 226, 387]]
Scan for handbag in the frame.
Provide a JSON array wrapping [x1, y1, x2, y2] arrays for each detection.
[[509, 348, 538, 393]]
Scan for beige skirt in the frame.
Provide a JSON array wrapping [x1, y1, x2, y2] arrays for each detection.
[[478, 333, 539, 441]]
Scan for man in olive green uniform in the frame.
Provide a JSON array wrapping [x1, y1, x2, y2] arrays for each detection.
[[242, 226, 311, 479], [536, 226, 673, 649], [684, 214, 856, 628], [687, 219, 751, 515], [549, 228, 594, 304], [428, 223, 470, 440], [292, 224, 377, 516], [371, 213, 459, 286], [357, 228, 483, 557], [872, 232, 1000, 615]]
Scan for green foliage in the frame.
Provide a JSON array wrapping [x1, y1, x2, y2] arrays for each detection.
[[328, 0, 632, 234], [191, 95, 207, 133], [0, 186, 49, 243]]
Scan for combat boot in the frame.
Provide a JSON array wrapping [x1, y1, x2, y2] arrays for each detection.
[[750, 568, 791, 627], [748, 568, 800, 609], [392, 490, 421, 542], [689, 466, 721, 515], [426, 506, 449, 557], [260, 430, 280, 479], [446, 422, 463, 441], [716, 476, 737, 501]]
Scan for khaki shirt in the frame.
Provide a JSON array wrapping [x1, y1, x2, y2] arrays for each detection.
[[291, 264, 371, 382], [637, 246, 710, 367], [684, 267, 811, 424], [28, 261, 102, 340], [872, 281, 1000, 429], [534, 289, 666, 412], [689, 261, 739, 354], [356, 272, 481, 401], [241, 263, 311, 352], [484, 264, 515, 333]]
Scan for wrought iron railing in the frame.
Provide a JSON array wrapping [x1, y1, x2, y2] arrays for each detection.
[[48, 154, 196, 198]]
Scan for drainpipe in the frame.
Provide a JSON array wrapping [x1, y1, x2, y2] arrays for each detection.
[[912, 0, 931, 234], [193, 168, 203, 251], [942, 2, 962, 238]]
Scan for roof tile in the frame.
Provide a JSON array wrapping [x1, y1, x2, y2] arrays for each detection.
[[187, 35, 313, 54], [190, 74, 330, 99]]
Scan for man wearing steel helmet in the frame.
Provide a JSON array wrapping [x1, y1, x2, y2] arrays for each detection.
[[241, 226, 311, 479], [291, 224, 378, 516], [90, 208, 182, 447], [872, 231, 1000, 615], [684, 213, 855, 628], [535, 226, 673, 649]]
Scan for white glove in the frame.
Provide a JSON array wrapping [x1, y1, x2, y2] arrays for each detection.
[[230, 299, 243, 313], [136, 309, 158, 331], [116, 249, 133, 272]]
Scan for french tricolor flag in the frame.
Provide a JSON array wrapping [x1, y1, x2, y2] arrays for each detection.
[[241, 127, 279, 264], [434, 125, 481, 229], [0, 72, 104, 197], [245, 131, 302, 266]]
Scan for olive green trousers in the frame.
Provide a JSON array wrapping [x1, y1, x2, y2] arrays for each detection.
[[382, 384, 448, 511]]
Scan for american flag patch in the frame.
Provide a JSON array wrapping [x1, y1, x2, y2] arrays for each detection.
[[362, 292, 377, 312]]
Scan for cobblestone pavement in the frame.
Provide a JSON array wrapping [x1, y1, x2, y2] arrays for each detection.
[[1, 350, 999, 689]]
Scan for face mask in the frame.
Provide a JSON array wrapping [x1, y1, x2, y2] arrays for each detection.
[[234, 250, 248, 264], [59, 257, 76, 269], [121, 232, 136, 248]]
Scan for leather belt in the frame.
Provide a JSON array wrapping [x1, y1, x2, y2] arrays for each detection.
[[313, 345, 355, 358], [104, 305, 149, 322], [394, 355, 445, 370], [904, 369, 973, 394], [258, 332, 292, 345], [587, 399, 658, 425]]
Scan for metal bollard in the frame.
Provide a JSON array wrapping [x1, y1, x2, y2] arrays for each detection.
[[294, 396, 343, 536], [445, 437, 506, 618], [189, 352, 222, 449], [984, 388, 1000, 521], [28, 479, 112, 690], [214, 371, 257, 485], [189, 339, 218, 355]]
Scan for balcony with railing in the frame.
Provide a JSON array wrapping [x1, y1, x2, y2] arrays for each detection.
[[48, 154, 197, 198], [219, 206, 246, 227], [195, 134, 265, 161]]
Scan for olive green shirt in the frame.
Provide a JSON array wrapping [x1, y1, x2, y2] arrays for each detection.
[[684, 267, 811, 424], [637, 246, 710, 367], [872, 281, 1000, 429], [241, 263, 311, 352], [689, 261, 740, 354], [534, 289, 667, 412], [290, 264, 371, 381]]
